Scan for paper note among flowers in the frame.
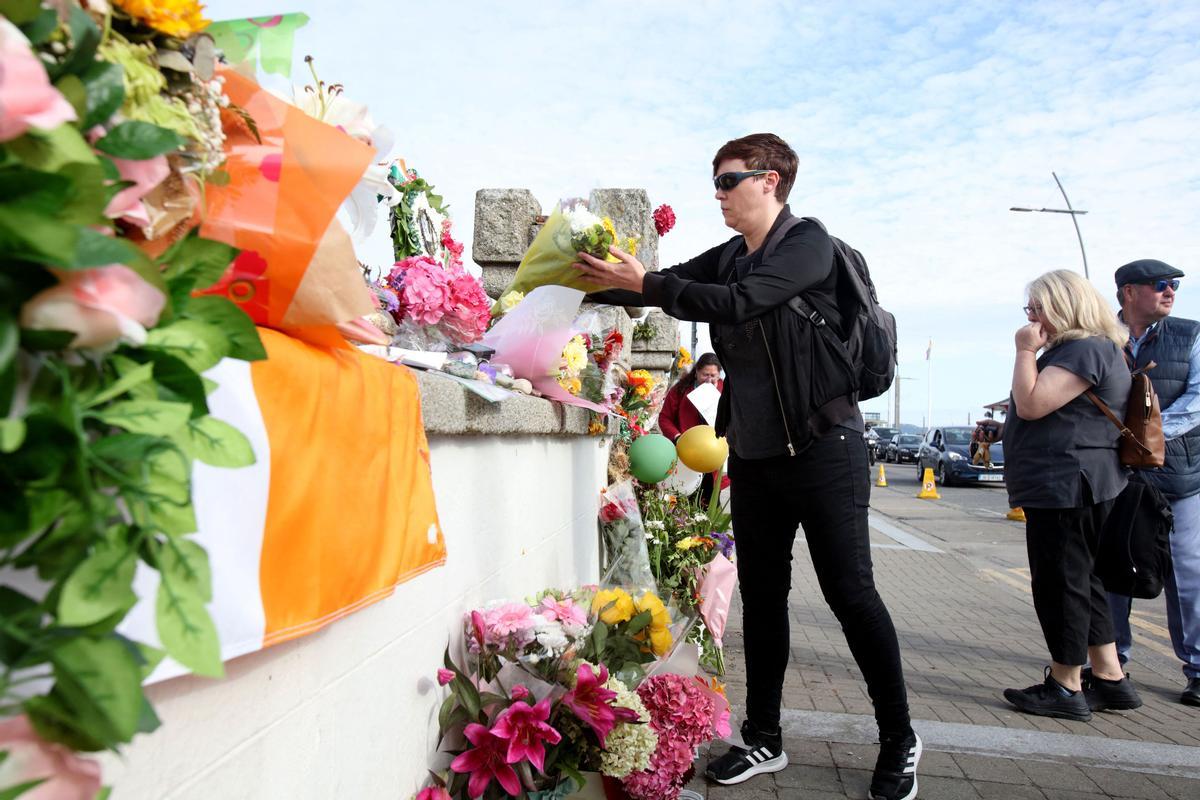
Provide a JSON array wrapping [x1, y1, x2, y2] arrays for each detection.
[[688, 381, 721, 426]]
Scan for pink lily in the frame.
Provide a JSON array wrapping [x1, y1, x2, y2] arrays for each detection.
[[560, 663, 640, 747], [449, 723, 521, 799], [489, 696, 562, 773], [414, 788, 452, 800], [436, 668, 455, 686]]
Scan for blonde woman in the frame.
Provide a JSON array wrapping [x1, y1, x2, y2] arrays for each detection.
[[1002, 269, 1142, 721]]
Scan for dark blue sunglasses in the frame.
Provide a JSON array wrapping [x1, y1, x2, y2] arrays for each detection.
[[1144, 279, 1181, 292]]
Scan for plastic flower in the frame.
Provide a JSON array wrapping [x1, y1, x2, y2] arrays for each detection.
[[561, 663, 641, 747], [490, 696, 562, 772], [591, 588, 635, 625], [20, 265, 166, 349], [653, 204, 676, 237], [0, 18, 77, 141], [449, 723, 521, 799], [0, 715, 101, 800], [113, 0, 211, 38]]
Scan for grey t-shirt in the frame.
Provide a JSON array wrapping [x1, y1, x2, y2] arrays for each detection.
[[1005, 336, 1130, 509]]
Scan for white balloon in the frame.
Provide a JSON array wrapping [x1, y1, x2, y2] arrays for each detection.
[[663, 460, 703, 495]]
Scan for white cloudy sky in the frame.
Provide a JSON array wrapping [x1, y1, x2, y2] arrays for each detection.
[[208, 0, 1200, 428]]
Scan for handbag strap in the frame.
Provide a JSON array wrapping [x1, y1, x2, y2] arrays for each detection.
[[1084, 360, 1157, 457]]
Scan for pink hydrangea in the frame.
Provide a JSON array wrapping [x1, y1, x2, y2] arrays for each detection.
[[384, 256, 490, 344], [637, 674, 715, 747], [622, 738, 694, 800]]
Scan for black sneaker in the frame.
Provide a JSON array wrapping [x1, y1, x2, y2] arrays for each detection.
[[1003, 668, 1092, 721], [1081, 667, 1143, 711], [704, 720, 788, 785], [869, 730, 921, 800], [1182, 677, 1200, 707]]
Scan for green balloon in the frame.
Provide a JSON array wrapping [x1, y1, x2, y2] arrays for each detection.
[[628, 434, 678, 484]]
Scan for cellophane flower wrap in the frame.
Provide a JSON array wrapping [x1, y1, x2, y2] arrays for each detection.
[[598, 482, 657, 592], [555, 308, 623, 407], [378, 255, 491, 350], [491, 201, 639, 315], [638, 488, 735, 675]]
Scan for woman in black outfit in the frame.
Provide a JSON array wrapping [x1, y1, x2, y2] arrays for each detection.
[[1002, 269, 1142, 720]]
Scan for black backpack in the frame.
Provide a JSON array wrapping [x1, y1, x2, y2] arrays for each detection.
[[1097, 477, 1173, 599], [723, 216, 898, 400]]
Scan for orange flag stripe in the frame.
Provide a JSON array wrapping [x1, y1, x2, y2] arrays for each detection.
[[249, 329, 445, 646]]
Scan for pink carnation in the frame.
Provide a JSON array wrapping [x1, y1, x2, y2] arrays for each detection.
[[652, 204, 676, 237], [538, 596, 588, 632]]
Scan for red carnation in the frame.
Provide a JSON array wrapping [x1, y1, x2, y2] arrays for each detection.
[[653, 204, 676, 237]]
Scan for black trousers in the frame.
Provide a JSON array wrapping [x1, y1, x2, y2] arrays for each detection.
[[1024, 495, 1118, 666], [729, 430, 911, 736]]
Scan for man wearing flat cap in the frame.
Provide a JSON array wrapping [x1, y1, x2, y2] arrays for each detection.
[[1108, 258, 1200, 708]]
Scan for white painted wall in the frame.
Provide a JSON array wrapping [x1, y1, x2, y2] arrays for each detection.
[[101, 434, 609, 799]]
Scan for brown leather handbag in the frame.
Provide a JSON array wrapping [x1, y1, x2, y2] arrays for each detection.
[[1085, 362, 1165, 469]]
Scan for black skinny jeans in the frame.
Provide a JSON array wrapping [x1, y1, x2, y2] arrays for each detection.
[[729, 430, 911, 737]]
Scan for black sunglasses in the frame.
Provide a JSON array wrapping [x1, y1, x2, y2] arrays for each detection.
[[1143, 278, 1181, 292], [713, 170, 772, 191]]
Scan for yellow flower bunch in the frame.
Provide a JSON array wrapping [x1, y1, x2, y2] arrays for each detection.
[[558, 376, 582, 395], [676, 346, 693, 369], [562, 334, 588, 374], [592, 588, 636, 625], [635, 591, 673, 656], [115, 0, 210, 38], [602, 217, 617, 242], [624, 236, 640, 256], [675, 536, 712, 551]]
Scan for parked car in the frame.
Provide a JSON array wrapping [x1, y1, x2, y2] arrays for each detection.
[[885, 433, 922, 464], [916, 426, 1005, 486], [868, 426, 900, 464]]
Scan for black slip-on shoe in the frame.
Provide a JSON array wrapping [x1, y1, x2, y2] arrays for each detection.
[[1082, 667, 1143, 711], [1003, 669, 1092, 721], [704, 720, 788, 786], [869, 730, 922, 800], [1182, 677, 1200, 707]]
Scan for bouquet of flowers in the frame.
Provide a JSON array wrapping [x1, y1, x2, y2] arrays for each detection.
[[377, 255, 492, 349], [491, 201, 640, 316], [555, 310, 623, 407], [637, 490, 735, 674], [429, 584, 695, 799], [598, 482, 657, 592]]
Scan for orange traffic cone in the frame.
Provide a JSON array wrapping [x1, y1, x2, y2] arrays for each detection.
[[917, 467, 940, 500]]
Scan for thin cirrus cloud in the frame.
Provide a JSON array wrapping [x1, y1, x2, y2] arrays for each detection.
[[206, 0, 1199, 425]]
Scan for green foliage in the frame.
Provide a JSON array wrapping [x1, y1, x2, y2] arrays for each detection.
[[2, 98, 261, 762]]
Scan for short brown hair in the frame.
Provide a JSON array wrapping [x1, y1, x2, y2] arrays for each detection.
[[712, 133, 798, 202]]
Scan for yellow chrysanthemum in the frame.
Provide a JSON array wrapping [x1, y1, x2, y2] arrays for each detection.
[[676, 346, 693, 368], [602, 216, 617, 241], [115, 0, 211, 38], [562, 335, 588, 374], [592, 588, 635, 625], [558, 376, 582, 395]]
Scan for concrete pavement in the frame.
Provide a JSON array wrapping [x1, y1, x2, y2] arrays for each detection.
[[687, 463, 1200, 799]]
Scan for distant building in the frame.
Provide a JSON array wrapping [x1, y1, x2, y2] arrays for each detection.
[[983, 398, 1010, 420]]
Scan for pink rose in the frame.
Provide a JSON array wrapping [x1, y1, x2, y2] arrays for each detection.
[[0, 715, 102, 800], [436, 668, 455, 686], [414, 787, 452, 800], [105, 155, 170, 227], [0, 19, 77, 141], [20, 265, 166, 348]]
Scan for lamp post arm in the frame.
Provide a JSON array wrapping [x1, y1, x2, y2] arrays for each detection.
[[1052, 171, 1090, 280]]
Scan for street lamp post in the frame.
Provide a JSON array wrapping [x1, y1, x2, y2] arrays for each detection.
[[1010, 171, 1090, 279]]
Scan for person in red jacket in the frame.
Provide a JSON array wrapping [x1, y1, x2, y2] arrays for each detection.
[[659, 352, 727, 502]]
